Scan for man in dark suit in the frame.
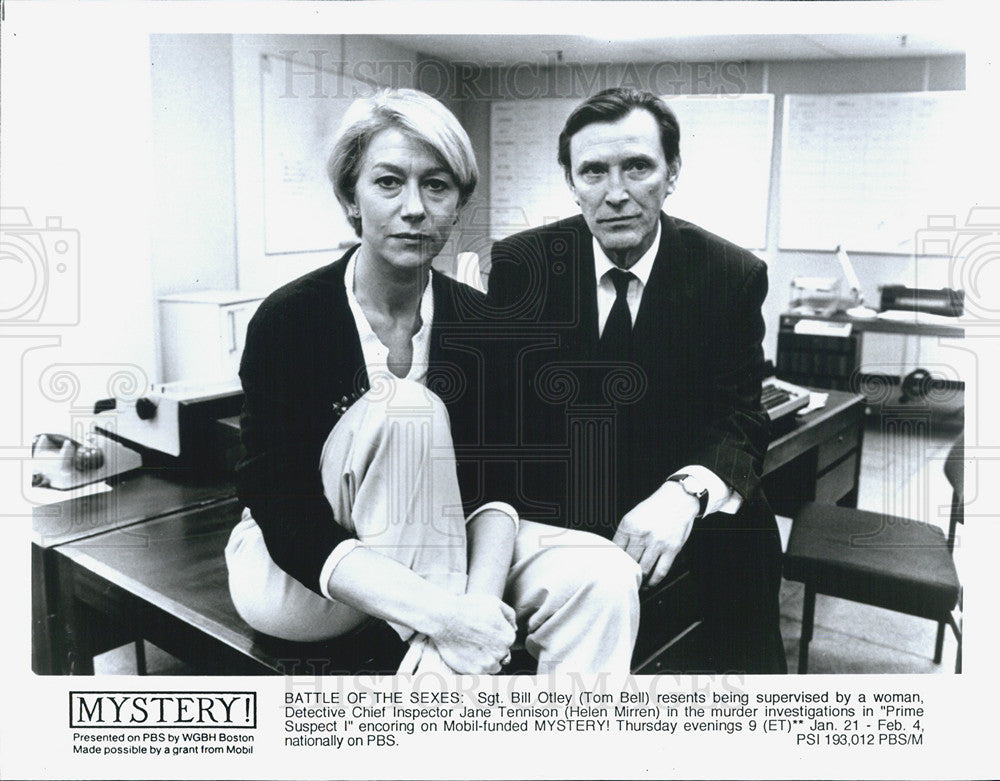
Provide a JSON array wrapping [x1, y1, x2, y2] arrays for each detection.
[[487, 87, 786, 674]]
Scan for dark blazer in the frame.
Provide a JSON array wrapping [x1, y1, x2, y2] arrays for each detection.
[[235, 248, 497, 598], [488, 213, 787, 674]]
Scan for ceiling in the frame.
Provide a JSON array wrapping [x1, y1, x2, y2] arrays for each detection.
[[373, 33, 965, 65]]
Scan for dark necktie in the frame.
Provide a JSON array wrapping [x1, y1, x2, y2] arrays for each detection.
[[599, 267, 636, 359]]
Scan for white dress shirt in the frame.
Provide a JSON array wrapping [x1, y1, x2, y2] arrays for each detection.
[[319, 255, 518, 597], [592, 228, 743, 516]]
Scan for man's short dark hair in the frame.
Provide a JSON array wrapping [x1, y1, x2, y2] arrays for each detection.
[[557, 88, 682, 191]]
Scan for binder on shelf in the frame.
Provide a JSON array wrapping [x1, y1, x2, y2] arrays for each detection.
[[776, 316, 861, 392]]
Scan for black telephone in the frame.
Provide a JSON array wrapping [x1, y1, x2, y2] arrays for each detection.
[[31, 431, 142, 490]]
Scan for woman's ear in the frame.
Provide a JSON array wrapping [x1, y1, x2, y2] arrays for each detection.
[[343, 190, 360, 218]]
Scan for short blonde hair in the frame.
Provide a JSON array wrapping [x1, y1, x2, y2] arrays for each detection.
[[327, 88, 478, 236]]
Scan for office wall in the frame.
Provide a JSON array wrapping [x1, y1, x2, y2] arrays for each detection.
[[418, 55, 966, 361], [150, 35, 238, 298], [148, 34, 239, 382], [145, 42, 966, 385], [4, 26, 157, 441]]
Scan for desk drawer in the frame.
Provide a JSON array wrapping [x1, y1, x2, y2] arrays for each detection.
[[632, 623, 702, 674], [815, 453, 858, 504], [817, 422, 859, 472], [633, 569, 701, 668]]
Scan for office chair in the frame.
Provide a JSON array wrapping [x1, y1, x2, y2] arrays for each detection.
[[783, 435, 964, 673], [939, 434, 964, 672]]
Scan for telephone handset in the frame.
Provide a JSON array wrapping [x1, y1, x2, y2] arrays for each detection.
[[31, 431, 142, 490]]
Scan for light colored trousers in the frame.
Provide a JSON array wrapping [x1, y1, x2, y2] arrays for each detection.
[[226, 377, 641, 674]]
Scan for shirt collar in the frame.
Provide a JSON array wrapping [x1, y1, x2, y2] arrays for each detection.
[[592, 217, 661, 288]]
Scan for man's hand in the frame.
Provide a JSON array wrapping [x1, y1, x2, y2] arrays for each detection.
[[612, 482, 700, 587], [431, 593, 516, 674]]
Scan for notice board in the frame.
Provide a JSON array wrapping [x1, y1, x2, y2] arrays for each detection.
[[779, 91, 966, 254]]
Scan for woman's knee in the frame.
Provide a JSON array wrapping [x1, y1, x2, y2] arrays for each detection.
[[580, 545, 642, 604], [363, 376, 448, 418], [322, 377, 452, 496], [224, 521, 286, 635], [543, 542, 642, 609], [333, 378, 450, 459]]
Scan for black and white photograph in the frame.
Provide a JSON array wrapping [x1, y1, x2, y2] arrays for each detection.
[[2, 2, 997, 779]]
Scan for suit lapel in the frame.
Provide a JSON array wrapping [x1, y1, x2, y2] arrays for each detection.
[[428, 271, 480, 386], [569, 217, 601, 352], [632, 213, 692, 363]]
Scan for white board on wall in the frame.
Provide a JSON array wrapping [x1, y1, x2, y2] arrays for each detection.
[[260, 54, 365, 256], [779, 91, 966, 254], [489, 94, 775, 249], [664, 94, 774, 250], [489, 98, 579, 239]]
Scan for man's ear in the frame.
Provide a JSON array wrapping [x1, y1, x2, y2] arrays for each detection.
[[565, 171, 580, 205]]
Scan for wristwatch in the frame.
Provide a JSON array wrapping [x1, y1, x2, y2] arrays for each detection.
[[666, 473, 709, 519]]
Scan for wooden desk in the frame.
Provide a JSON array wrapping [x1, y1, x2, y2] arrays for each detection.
[[51, 498, 703, 676], [763, 389, 865, 515], [31, 469, 235, 674], [43, 392, 865, 676], [782, 311, 965, 339], [52, 498, 411, 675]]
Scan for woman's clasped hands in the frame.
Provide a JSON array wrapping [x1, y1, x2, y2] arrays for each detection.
[[431, 593, 516, 675]]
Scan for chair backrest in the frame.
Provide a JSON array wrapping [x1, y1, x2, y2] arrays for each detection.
[[944, 434, 964, 552], [456, 251, 486, 293]]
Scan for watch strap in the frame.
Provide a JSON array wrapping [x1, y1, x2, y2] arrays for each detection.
[[666, 473, 709, 518]]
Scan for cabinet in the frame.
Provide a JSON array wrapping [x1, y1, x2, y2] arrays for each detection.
[[776, 312, 968, 404], [159, 290, 263, 382], [776, 315, 861, 390]]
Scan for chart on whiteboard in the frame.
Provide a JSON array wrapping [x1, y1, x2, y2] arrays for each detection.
[[779, 91, 967, 255]]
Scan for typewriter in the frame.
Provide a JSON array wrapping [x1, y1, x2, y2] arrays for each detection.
[[761, 377, 811, 422]]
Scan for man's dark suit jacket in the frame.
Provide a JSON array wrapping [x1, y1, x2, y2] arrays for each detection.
[[235, 249, 498, 599], [487, 212, 787, 674]]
